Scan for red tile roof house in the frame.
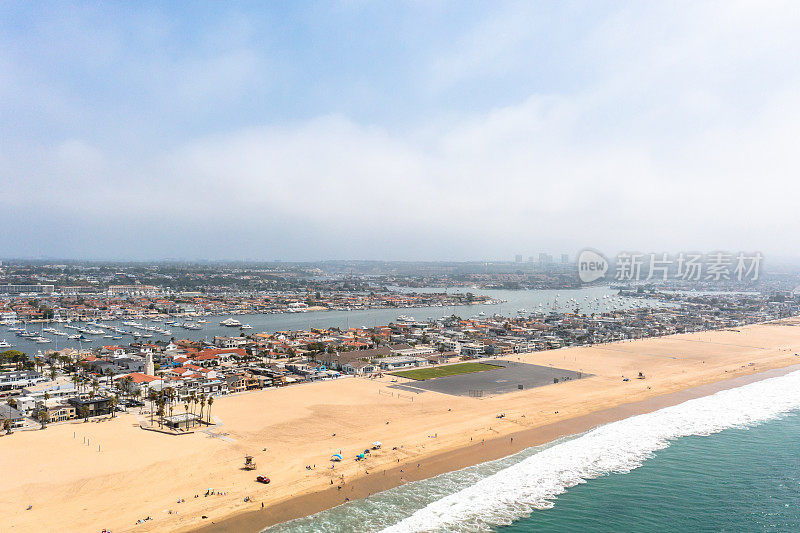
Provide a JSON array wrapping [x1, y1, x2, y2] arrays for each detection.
[[189, 348, 246, 367], [115, 372, 163, 394]]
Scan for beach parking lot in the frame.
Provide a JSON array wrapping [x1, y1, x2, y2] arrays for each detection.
[[389, 359, 588, 397]]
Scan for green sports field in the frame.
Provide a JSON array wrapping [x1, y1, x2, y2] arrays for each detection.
[[390, 362, 502, 381]]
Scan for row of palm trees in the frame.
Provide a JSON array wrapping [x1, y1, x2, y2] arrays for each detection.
[[5, 350, 216, 433], [146, 388, 214, 430]]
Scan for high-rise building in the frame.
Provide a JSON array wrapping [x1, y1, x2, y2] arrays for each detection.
[[561, 253, 569, 264], [515, 254, 523, 263]]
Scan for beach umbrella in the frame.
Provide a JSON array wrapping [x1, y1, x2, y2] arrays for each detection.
[[372, 441, 382, 447], [331, 454, 343, 461]]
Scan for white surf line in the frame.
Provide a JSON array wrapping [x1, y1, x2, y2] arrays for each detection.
[[382, 369, 800, 532]]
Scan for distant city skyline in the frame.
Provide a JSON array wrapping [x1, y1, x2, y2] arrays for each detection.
[[2, 2, 800, 260]]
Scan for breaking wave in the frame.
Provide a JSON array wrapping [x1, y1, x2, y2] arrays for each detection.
[[382, 369, 800, 532]]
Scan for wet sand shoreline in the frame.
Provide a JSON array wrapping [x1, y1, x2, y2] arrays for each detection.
[[191, 363, 800, 533]]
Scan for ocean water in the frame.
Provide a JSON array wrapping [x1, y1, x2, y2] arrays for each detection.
[[267, 370, 800, 533]]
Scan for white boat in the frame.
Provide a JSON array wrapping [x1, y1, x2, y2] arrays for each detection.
[[240, 324, 252, 330], [0, 339, 13, 348], [220, 318, 242, 327], [33, 336, 52, 343]]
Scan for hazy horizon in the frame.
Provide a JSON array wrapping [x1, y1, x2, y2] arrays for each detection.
[[3, 2, 800, 261]]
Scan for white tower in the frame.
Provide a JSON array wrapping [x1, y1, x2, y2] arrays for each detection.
[[145, 353, 154, 376]]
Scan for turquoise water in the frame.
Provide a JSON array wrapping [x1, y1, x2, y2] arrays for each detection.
[[500, 413, 800, 532], [269, 370, 800, 533]]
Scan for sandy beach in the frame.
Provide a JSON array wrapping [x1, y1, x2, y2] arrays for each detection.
[[3, 319, 800, 533]]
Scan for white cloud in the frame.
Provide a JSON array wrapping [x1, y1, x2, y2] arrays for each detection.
[[2, 1, 800, 259]]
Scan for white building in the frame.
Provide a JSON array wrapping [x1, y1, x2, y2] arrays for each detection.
[[0, 370, 46, 391]]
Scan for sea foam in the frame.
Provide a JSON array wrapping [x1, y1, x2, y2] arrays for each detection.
[[381, 370, 800, 532]]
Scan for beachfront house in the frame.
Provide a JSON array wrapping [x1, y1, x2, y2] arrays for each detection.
[[39, 400, 77, 422], [341, 361, 378, 375], [0, 404, 25, 429], [68, 396, 113, 418], [224, 374, 247, 394]]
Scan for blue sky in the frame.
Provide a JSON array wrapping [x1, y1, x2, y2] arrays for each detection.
[[2, 1, 800, 260]]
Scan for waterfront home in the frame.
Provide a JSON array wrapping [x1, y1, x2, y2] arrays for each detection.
[[100, 346, 126, 357], [0, 404, 24, 428], [213, 336, 248, 349], [39, 400, 76, 422], [225, 374, 247, 394], [68, 396, 113, 418], [341, 361, 377, 375]]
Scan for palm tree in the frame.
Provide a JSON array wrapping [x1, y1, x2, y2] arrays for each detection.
[[206, 396, 214, 424], [191, 392, 198, 418], [3, 418, 11, 435], [156, 397, 165, 428], [165, 387, 175, 419], [80, 405, 89, 422], [109, 395, 118, 418], [199, 394, 206, 426], [122, 376, 134, 399], [38, 409, 49, 429], [184, 403, 190, 430], [90, 380, 99, 398], [147, 390, 156, 425], [48, 363, 57, 381]]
